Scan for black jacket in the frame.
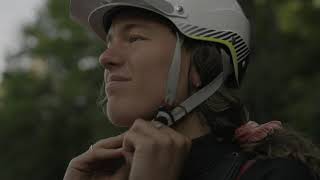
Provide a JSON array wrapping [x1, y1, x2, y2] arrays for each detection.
[[179, 133, 317, 180]]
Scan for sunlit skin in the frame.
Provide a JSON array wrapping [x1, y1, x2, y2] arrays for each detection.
[[63, 10, 211, 180], [100, 12, 192, 128], [99, 10, 210, 138]]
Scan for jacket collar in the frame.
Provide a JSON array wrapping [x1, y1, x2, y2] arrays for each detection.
[[180, 133, 241, 179]]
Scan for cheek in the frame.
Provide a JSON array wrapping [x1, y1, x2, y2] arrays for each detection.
[[106, 40, 176, 125], [132, 45, 173, 97]]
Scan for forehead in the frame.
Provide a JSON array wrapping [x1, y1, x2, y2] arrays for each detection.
[[107, 8, 174, 31]]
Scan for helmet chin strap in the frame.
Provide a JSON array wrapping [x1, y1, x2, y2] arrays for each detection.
[[164, 32, 184, 106], [155, 33, 232, 126]]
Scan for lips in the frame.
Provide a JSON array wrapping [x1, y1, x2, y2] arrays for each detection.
[[105, 75, 131, 94], [107, 75, 131, 83]]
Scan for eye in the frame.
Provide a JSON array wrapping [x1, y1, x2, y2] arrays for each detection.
[[128, 35, 146, 43]]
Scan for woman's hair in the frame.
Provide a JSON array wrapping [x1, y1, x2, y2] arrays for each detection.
[[96, 5, 320, 175], [183, 37, 320, 175], [183, 38, 248, 141]]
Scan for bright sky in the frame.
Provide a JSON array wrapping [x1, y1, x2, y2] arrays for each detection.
[[0, 0, 45, 76]]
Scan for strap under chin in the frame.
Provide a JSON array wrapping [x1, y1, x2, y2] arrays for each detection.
[[164, 32, 184, 106], [156, 72, 224, 126]]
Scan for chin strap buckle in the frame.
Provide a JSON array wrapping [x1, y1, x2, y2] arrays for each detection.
[[155, 106, 175, 126]]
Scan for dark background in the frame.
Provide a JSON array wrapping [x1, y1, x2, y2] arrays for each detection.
[[0, 0, 319, 179]]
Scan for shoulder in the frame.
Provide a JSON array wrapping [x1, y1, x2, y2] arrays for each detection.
[[240, 158, 317, 180]]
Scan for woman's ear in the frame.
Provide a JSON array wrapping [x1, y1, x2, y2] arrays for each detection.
[[190, 65, 202, 88]]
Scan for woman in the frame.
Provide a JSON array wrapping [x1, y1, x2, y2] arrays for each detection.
[[65, 0, 320, 180]]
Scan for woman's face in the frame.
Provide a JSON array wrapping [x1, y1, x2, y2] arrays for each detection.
[[99, 11, 191, 127]]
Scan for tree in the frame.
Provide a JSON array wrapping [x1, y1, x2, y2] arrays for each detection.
[[240, 0, 320, 141], [0, 0, 319, 179], [0, 0, 122, 179]]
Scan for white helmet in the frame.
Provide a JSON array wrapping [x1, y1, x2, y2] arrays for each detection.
[[70, 0, 250, 126]]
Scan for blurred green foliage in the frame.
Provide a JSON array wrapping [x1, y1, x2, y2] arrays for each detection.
[[0, 0, 319, 179]]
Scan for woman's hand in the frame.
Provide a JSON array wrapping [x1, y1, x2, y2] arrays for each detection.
[[63, 118, 191, 180], [123, 119, 192, 180], [63, 134, 130, 180]]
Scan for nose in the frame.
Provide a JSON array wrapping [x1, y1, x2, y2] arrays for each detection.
[[99, 45, 123, 71]]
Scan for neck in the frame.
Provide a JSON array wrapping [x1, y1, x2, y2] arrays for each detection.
[[172, 112, 211, 140]]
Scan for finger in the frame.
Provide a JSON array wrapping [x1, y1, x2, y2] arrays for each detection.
[[129, 119, 167, 140], [87, 148, 123, 162], [133, 119, 172, 135], [140, 119, 189, 146], [93, 133, 124, 149], [151, 120, 165, 129], [122, 130, 147, 153], [153, 122, 192, 152], [135, 119, 190, 154], [71, 148, 124, 171], [121, 150, 134, 166]]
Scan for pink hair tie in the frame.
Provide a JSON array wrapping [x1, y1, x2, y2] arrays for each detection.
[[234, 120, 282, 144]]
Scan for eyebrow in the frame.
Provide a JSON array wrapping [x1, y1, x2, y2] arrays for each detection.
[[106, 23, 150, 43]]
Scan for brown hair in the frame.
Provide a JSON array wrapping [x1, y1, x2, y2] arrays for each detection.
[[97, 5, 320, 176], [183, 37, 320, 176]]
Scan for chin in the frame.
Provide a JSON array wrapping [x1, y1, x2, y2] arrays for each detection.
[[106, 100, 157, 128], [106, 107, 134, 127]]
